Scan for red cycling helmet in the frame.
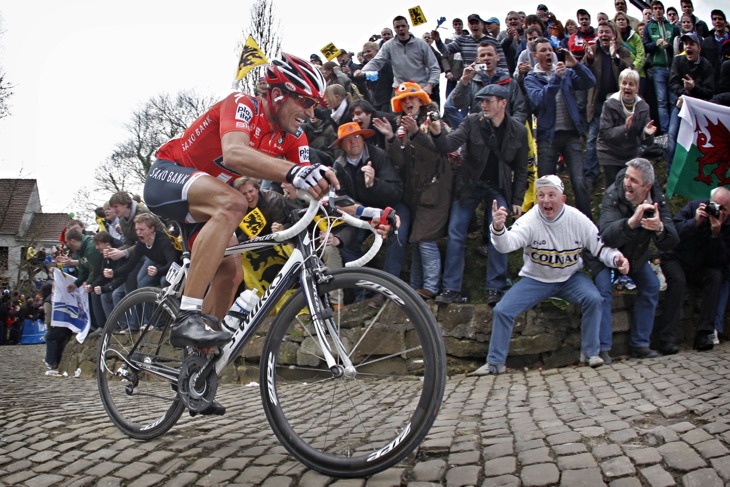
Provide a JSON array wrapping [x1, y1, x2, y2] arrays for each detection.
[[265, 53, 326, 103]]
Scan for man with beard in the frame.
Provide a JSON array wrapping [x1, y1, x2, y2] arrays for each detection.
[[666, 32, 715, 168], [581, 21, 634, 190]]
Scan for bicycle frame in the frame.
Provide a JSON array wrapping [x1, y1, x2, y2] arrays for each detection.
[[124, 194, 380, 387]]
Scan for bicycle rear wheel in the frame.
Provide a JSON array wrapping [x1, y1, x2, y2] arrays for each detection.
[[97, 287, 184, 440], [260, 267, 446, 477]]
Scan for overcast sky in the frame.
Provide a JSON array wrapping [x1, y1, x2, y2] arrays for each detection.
[[0, 0, 718, 214]]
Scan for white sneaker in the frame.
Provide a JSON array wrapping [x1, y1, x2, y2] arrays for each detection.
[[580, 353, 605, 368], [470, 363, 506, 376], [712, 330, 720, 345]]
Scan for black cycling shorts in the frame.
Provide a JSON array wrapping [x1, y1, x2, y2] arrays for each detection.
[[143, 159, 208, 224]]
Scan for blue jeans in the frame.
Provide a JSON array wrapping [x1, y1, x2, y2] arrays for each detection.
[[666, 105, 681, 173], [137, 256, 159, 288], [340, 202, 410, 278], [487, 272, 602, 365], [442, 183, 507, 294], [649, 67, 677, 134], [410, 241, 442, 293], [595, 262, 659, 350], [537, 130, 592, 220], [583, 104, 603, 183], [715, 278, 730, 333]]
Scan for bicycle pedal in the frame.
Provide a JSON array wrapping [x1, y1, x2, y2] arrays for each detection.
[[200, 400, 226, 416]]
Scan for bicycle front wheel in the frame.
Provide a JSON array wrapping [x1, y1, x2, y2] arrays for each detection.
[[97, 287, 185, 440], [260, 267, 446, 478]]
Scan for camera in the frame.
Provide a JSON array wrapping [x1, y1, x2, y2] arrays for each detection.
[[475, 63, 487, 71], [428, 111, 440, 121], [706, 201, 722, 217], [643, 208, 655, 218], [556, 49, 566, 63]]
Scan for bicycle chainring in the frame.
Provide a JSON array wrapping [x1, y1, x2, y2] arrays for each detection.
[[177, 353, 218, 413]]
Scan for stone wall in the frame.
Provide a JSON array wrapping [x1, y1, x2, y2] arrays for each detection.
[[59, 289, 711, 381]]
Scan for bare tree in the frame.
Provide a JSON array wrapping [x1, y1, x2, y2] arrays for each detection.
[[94, 90, 216, 193], [237, 0, 282, 95], [0, 13, 13, 119], [0, 71, 11, 120]]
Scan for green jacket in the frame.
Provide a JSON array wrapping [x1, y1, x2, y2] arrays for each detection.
[[642, 18, 679, 69], [620, 28, 646, 76], [74, 235, 103, 287]]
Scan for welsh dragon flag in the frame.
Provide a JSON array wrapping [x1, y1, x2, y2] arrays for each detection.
[[666, 96, 730, 199]]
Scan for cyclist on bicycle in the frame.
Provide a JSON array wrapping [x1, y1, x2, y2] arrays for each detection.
[[143, 53, 339, 348]]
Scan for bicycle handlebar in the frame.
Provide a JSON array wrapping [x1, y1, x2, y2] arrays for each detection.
[[337, 210, 383, 268], [271, 190, 320, 242], [271, 189, 384, 268]]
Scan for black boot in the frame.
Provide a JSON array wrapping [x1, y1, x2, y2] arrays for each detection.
[[169, 310, 231, 348], [693, 331, 714, 351]]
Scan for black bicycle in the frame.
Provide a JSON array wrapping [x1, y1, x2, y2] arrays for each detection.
[[96, 193, 447, 478]]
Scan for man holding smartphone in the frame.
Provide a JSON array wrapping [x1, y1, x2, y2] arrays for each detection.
[[523, 37, 596, 220], [585, 158, 678, 363]]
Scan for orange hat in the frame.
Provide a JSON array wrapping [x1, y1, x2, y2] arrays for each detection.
[[330, 122, 375, 147], [391, 82, 432, 113]]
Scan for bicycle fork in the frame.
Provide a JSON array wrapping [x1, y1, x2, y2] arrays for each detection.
[[300, 270, 356, 379]]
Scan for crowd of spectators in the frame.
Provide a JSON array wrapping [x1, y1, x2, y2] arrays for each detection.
[[289, 2, 730, 372], [5, 2, 730, 376]]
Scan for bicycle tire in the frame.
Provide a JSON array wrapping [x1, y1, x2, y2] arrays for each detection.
[[97, 287, 185, 440], [260, 267, 446, 477]]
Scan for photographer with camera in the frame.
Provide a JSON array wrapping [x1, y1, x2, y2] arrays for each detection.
[[585, 158, 678, 363], [445, 40, 527, 128], [658, 186, 730, 352]]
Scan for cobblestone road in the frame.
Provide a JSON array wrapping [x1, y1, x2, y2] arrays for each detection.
[[1, 343, 730, 486]]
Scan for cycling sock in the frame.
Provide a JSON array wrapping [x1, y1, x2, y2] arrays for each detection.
[[180, 296, 203, 312]]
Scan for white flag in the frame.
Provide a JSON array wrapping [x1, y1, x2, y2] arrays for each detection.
[[51, 268, 91, 343]]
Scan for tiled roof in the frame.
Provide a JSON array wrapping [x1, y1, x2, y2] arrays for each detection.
[[0, 179, 37, 234], [25, 213, 73, 243]]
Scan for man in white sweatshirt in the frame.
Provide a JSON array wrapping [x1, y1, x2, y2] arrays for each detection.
[[472, 175, 629, 376]]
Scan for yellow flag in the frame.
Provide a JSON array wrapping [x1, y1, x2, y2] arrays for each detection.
[[408, 6, 427, 26], [320, 43, 340, 61], [239, 207, 267, 237], [236, 35, 269, 81]]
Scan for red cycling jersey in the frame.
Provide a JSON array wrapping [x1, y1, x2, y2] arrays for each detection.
[[156, 92, 310, 184]]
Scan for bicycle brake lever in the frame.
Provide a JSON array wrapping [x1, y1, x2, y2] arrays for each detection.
[[381, 207, 399, 240]]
